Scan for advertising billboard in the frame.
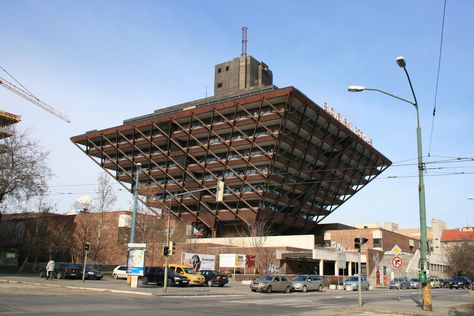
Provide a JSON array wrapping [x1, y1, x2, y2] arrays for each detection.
[[182, 253, 216, 272], [219, 254, 246, 268]]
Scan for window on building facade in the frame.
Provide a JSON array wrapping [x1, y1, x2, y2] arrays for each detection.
[[117, 227, 130, 244], [217, 82, 223, 88], [373, 238, 382, 248]]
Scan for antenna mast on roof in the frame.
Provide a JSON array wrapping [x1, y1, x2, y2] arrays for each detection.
[[241, 26, 248, 56]]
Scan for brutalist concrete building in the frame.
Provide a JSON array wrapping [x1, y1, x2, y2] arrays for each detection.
[[71, 54, 391, 238]]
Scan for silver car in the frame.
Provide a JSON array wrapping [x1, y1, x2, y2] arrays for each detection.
[[292, 274, 324, 292], [250, 274, 292, 293]]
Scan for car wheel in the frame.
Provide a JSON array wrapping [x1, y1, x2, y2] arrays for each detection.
[[207, 280, 213, 287], [113, 274, 118, 280], [366, 284, 370, 291], [302, 285, 307, 293], [56, 272, 62, 279], [266, 285, 272, 293], [218, 284, 225, 287], [285, 286, 290, 293], [468, 284, 472, 290], [141, 277, 148, 285], [318, 284, 323, 292], [251, 289, 256, 292]]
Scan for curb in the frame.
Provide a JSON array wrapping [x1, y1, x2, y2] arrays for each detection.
[[0, 279, 152, 296]]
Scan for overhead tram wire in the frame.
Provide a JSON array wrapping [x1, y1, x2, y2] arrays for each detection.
[[428, 0, 448, 157]]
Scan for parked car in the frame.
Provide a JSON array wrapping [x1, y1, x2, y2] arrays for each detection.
[[165, 264, 205, 286], [409, 278, 421, 289], [389, 277, 410, 290], [140, 266, 189, 287], [439, 278, 450, 288], [198, 270, 229, 287], [429, 278, 441, 288], [140, 266, 164, 286], [112, 265, 128, 279], [39, 262, 82, 279], [291, 274, 324, 292], [83, 265, 103, 280], [343, 276, 370, 291], [449, 276, 472, 289], [250, 274, 292, 293]]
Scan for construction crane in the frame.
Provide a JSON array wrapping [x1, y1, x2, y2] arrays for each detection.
[[0, 75, 71, 123]]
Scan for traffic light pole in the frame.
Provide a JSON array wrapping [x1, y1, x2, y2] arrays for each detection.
[[82, 243, 89, 283], [358, 237, 362, 307], [163, 196, 172, 292], [163, 180, 224, 293]]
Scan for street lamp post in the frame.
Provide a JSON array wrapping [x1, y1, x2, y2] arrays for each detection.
[[130, 163, 142, 243], [348, 56, 432, 311]]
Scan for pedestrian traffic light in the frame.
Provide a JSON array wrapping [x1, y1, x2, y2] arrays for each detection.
[[162, 245, 169, 256], [169, 241, 176, 256], [83, 242, 90, 252]]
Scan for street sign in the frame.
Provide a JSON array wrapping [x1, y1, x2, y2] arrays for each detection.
[[392, 256, 403, 269], [391, 245, 402, 256], [337, 253, 346, 267]]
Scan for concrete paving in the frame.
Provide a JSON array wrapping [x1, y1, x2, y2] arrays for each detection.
[[1, 274, 473, 315]]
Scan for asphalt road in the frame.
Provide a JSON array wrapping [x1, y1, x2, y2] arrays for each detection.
[[1, 281, 473, 316]]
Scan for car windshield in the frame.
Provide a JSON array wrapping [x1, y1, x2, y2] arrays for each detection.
[[66, 264, 81, 269], [182, 267, 196, 274], [410, 278, 419, 282], [293, 275, 308, 281], [346, 277, 358, 282], [260, 275, 273, 281]]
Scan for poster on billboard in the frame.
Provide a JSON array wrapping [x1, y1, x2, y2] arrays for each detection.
[[127, 249, 145, 276], [219, 254, 246, 268], [182, 253, 215, 272]]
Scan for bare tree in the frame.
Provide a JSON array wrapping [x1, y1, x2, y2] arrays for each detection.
[[248, 218, 273, 274], [90, 173, 117, 262], [0, 128, 51, 218], [447, 242, 474, 277]]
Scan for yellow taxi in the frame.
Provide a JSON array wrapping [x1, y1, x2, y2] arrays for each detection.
[[165, 264, 205, 285]]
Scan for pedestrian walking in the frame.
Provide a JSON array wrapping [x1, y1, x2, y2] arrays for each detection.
[[46, 258, 55, 280]]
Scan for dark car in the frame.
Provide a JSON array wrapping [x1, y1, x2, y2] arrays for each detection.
[[449, 276, 472, 289], [140, 266, 189, 287], [40, 262, 82, 279], [83, 265, 103, 280], [198, 270, 229, 287], [439, 278, 450, 288]]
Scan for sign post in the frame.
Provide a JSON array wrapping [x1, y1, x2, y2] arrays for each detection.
[[392, 255, 403, 301]]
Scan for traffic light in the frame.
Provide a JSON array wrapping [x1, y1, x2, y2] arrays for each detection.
[[162, 245, 169, 256], [83, 242, 90, 252], [354, 237, 361, 250], [169, 241, 176, 256], [216, 179, 224, 202], [354, 237, 368, 252]]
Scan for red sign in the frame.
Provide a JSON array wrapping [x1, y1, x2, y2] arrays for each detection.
[[392, 256, 403, 269]]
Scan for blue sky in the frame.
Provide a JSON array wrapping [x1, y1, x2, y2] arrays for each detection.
[[1, 0, 473, 229]]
